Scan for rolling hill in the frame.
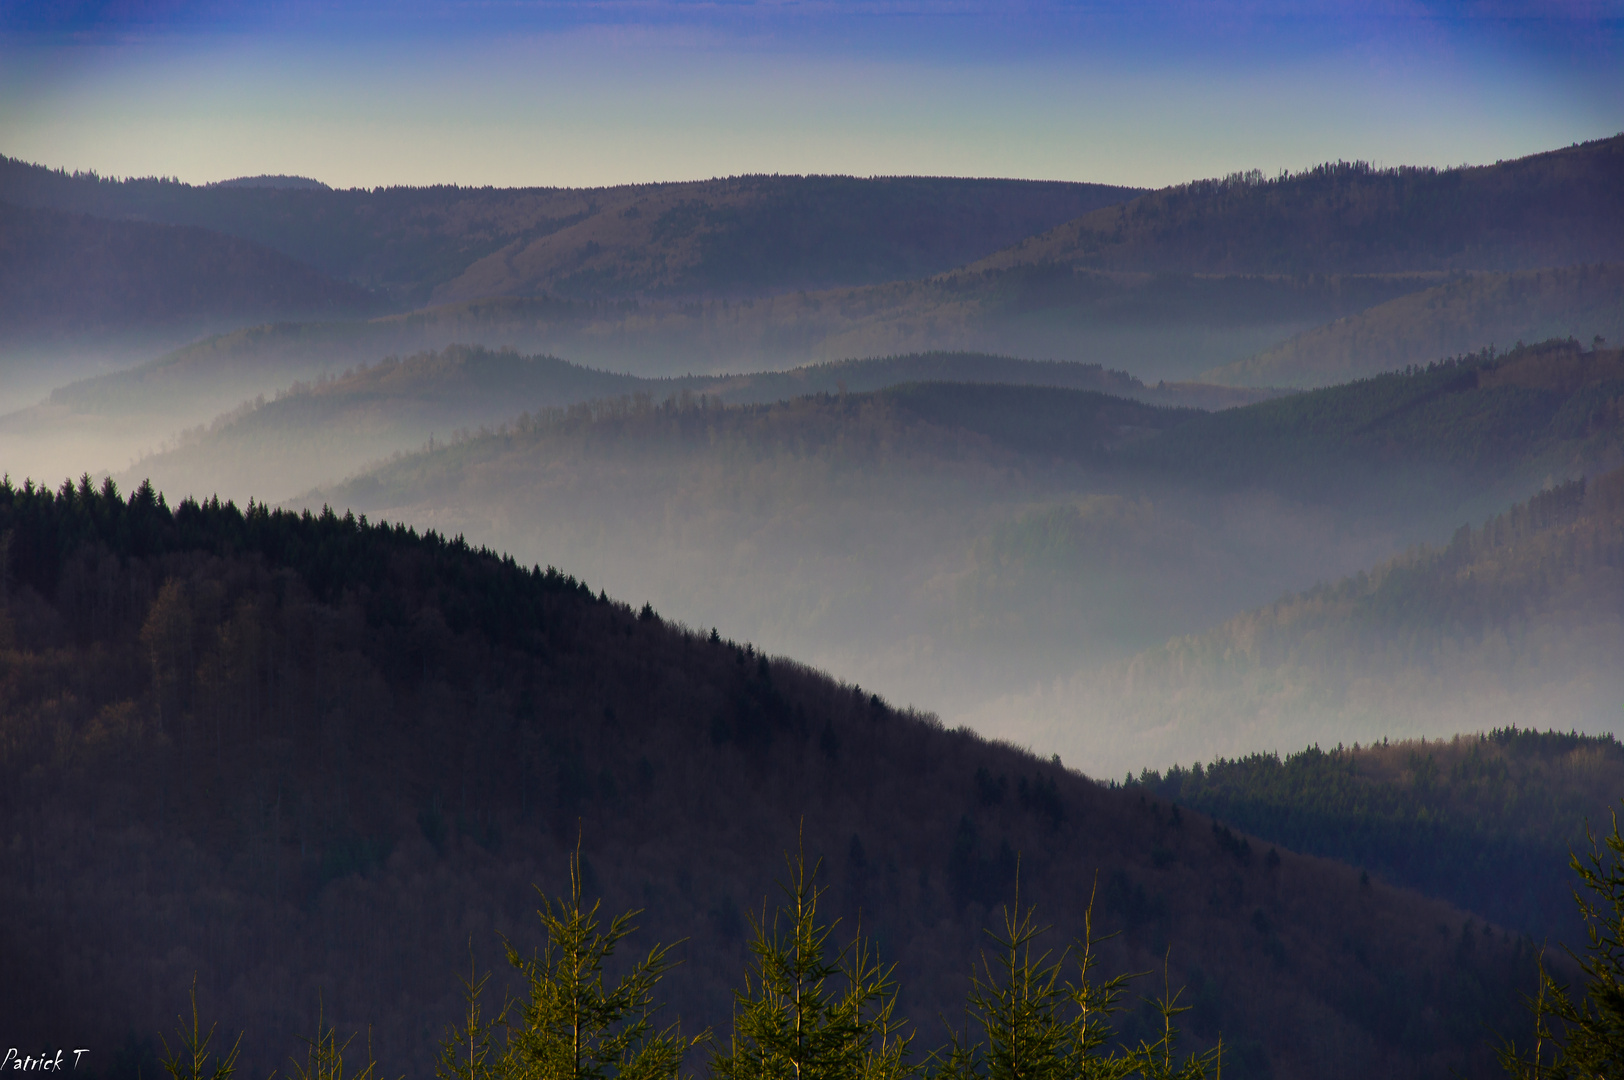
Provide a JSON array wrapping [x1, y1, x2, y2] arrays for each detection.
[[1115, 338, 1624, 508], [972, 134, 1624, 277], [19, 267, 1428, 443], [1136, 730, 1624, 947], [266, 341, 1624, 754], [0, 477, 1537, 1080], [109, 347, 1276, 506], [0, 159, 1139, 303], [991, 462, 1624, 778], [1205, 264, 1624, 389], [0, 201, 382, 345]]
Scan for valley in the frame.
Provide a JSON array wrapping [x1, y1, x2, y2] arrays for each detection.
[[1, 128, 1621, 1080]]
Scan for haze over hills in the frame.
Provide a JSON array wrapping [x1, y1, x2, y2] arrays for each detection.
[[0, 201, 383, 410], [14, 266, 1428, 453], [252, 340, 1624, 761], [109, 347, 1276, 507], [1205, 264, 1624, 389], [972, 135, 1624, 277], [993, 462, 1624, 778], [0, 480, 1536, 1080], [5, 124, 1624, 1080], [3, 345, 1273, 501]]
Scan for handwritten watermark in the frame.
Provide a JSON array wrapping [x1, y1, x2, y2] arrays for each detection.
[[1, 1050, 88, 1071]]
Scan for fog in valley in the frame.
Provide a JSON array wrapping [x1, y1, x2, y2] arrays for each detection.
[[5, 68, 1624, 1080], [4, 143, 1623, 782]]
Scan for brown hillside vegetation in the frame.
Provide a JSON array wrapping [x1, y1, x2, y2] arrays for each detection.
[[1205, 264, 1624, 388], [1008, 466, 1624, 775], [0, 159, 1138, 303], [972, 135, 1624, 276], [0, 480, 1534, 1080], [0, 201, 383, 345]]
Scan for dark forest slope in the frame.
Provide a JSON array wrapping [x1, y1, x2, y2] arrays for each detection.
[[1136, 731, 1624, 948], [0, 478, 1535, 1080], [974, 134, 1624, 276], [0, 202, 382, 344], [0, 159, 1138, 303]]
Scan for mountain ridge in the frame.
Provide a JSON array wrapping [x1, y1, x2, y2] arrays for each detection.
[[970, 135, 1624, 277]]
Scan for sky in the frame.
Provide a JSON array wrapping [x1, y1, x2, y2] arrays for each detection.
[[1, 1, 1621, 190]]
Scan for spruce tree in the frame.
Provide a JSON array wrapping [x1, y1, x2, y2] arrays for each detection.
[[160, 981, 242, 1080], [1500, 809, 1624, 1079], [711, 848, 913, 1080], [940, 877, 1218, 1080], [504, 848, 689, 1080], [437, 957, 508, 1080]]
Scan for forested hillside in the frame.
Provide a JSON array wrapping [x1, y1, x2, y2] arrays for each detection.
[[972, 134, 1624, 276], [0, 159, 1137, 303], [1206, 264, 1624, 388], [0, 201, 382, 344], [0, 477, 1536, 1080], [32, 265, 1426, 423], [1009, 464, 1624, 776], [110, 347, 1272, 506], [1135, 731, 1624, 947], [1118, 338, 1624, 508]]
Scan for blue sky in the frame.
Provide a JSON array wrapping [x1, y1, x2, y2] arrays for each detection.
[[2, 2, 1620, 189]]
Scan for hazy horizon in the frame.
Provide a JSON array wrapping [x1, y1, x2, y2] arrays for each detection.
[[4, 1, 1620, 191]]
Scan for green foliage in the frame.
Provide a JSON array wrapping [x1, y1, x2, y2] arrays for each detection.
[[942, 879, 1216, 1080], [504, 848, 688, 1080], [711, 849, 913, 1080], [1500, 810, 1624, 1079], [437, 959, 506, 1080], [161, 981, 243, 1080], [289, 1002, 379, 1080]]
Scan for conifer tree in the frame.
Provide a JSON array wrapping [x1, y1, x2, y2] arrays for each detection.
[[437, 956, 508, 1080], [1500, 808, 1624, 1079], [711, 847, 914, 1080], [940, 877, 1218, 1080], [289, 1000, 378, 1080], [504, 847, 689, 1080], [161, 981, 242, 1080]]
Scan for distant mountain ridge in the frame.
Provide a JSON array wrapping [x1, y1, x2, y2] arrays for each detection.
[[112, 347, 1237, 506], [0, 200, 383, 345], [0, 157, 1140, 303], [1205, 264, 1624, 388], [972, 135, 1624, 276], [209, 175, 330, 190], [1116, 338, 1624, 509]]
